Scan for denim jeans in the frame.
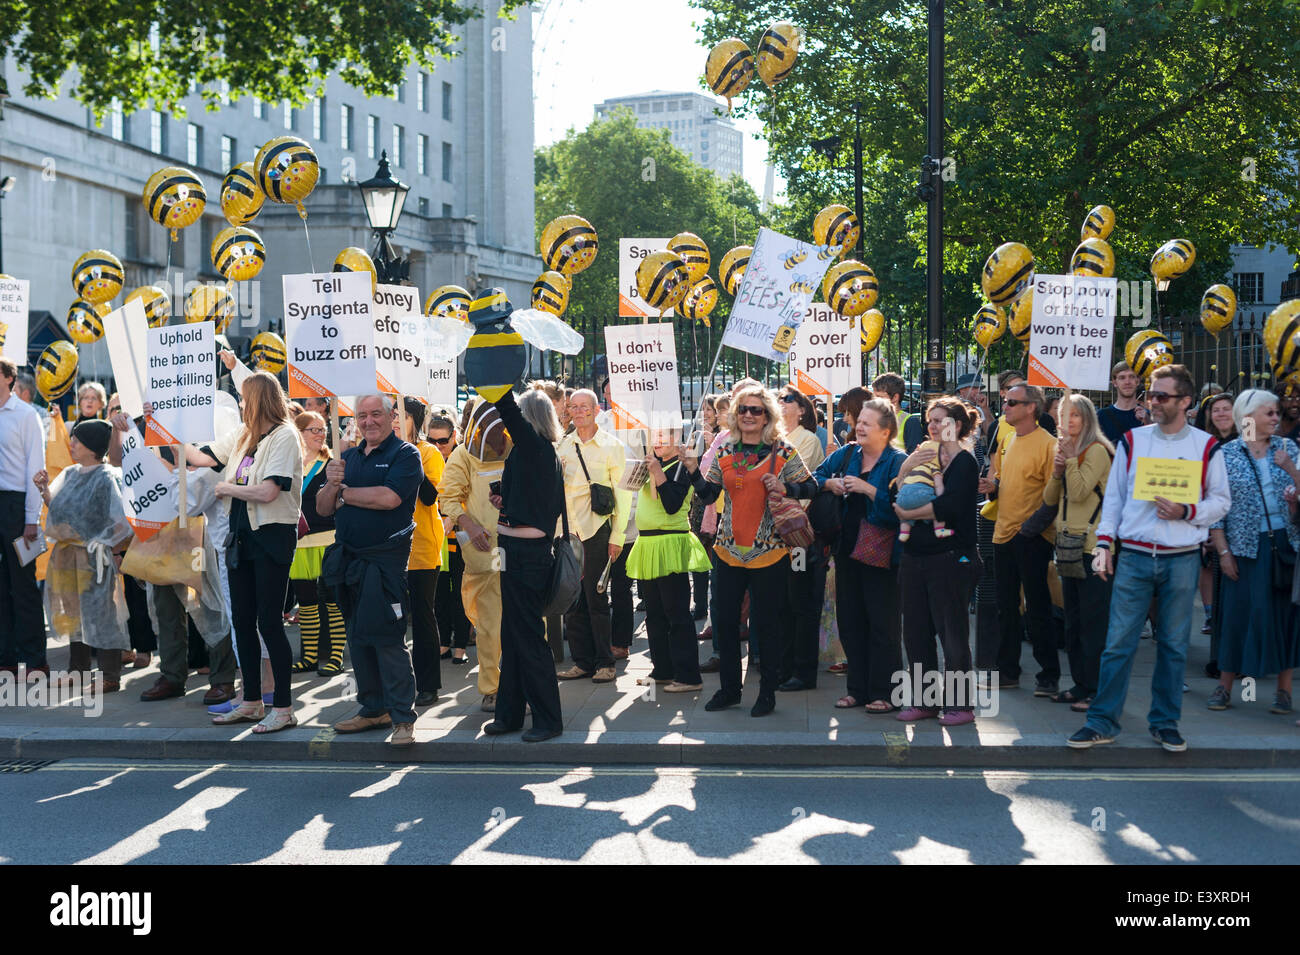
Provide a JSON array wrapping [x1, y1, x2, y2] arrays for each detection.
[[1086, 550, 1199, 737]]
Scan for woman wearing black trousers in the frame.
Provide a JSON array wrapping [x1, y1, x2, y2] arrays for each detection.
[[482, 388, 566, 742], [427, 412, 472, 662]]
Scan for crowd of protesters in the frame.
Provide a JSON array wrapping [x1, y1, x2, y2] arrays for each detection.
[[5, 336, 1300, 754]]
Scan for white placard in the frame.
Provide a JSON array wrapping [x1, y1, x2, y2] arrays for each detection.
[[371, 284, 427, 396], [428, 357, 457, 409], [619, 238, 672, 318], [721, 227, 829, 362], [0, 276, 30, 365], [787, 303, 861, 399], [604, 323, 681, 437], [283, 271, 376, 400], [103, 297, 151, 419], [143, 322, 215, 446], [119, 426, 178, 541], [1027, 274, 1117, 391]]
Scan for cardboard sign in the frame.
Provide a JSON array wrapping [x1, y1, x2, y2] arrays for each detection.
[[1133, 457, 1200, 505], [371, 284, 427, 396], [283, 271, 376, 399], [428, 357, 457, 409], [605, 323, 680, 437], [144, 322, 215, 446], [619, 238, 672, 318], [103, 297, 151, 419], [119, 426, 178, 541], [0, 276, 30, 365], [721, 228, 829, 362], [787, 303, 861, 399], [1027, 274, 1117, 391]]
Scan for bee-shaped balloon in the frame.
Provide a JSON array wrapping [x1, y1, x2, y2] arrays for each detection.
[[250, 331, 287, 374], [1070, 237, 1115, 278], [704, 38, 754, 111], [981, 242, 1034, 307], [254, 136, 320, 218], [125, 285, 171, 329], [1008, 289, 1034, 344], [539, 214, 599, 277], [781, 248, 808, 270], [755, 21, 801, 88], [636, 251, 691, 314], [531, 271, 570, 317], [813, 204, 860, 258], [333, 247, 377, 294], [1125, 329, 1176, 380], [142, 166, 207, 240], [66, 299, 110, 344], [719, 245, 752, 296], [1150, 239, 1196, 283], [973, 303, 1007, 350], [425, 285, 471, 321], [36, 340, 79, 401], [859, 308, 885, 354], [680, 276, 718, 327], [1200, 284, 1237, 337], [185, 284, 236, 334], [71, 250, 124, 305], [212, 227, 266, 283], [1265, 300, 1300, 375], [463, 289, 526, 403], [220, 162, 265, 226], [667, 232, 710, 284], [822, 261, 878, 318], [1080, 204, 1115, 241]]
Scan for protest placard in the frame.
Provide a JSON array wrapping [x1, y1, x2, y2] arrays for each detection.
[[144, 322, 215, 446], [619, 238, 672, 318], [1027, 274, 1117, 391], [119, 426, 178, 541], [371, 284, 427, 396], [605, 323, 681, 437], [428, 358, 457, 409], [1133, 457, 1200, 505], [0, 276, 30, 365], [103, 296, 151, 418], [721, 228, 829, 362], [787, 303, 860, 399], [283, 271, 376, 399]]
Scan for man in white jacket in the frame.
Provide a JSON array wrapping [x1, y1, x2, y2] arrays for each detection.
[[1068, 364, 1230, 752]]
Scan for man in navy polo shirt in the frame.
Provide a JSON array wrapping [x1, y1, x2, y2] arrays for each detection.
[[319, 394, 424, 747]]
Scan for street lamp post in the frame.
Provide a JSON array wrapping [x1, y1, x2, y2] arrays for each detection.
[[922, 0, 945, 402], [0, 177, 14, 275], [356, 151, 411, 284]]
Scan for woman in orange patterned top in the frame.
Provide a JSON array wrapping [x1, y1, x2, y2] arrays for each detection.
[[683, 384, 817, 717]]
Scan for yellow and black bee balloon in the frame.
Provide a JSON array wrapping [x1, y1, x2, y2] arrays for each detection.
[[705, 38, 754, 111], [813, 204, 860, 257], [125, 285, 171, 329], [36, 340, 79, 401], [756, 21, 801, 87], [254, 136, 319, 218], [1150, 239, 1196, 283], [333, 247, 377, 294], [981, 242, 1034, 307], [822, 261, 879, 319], [1200, 284, 1237, 337], [71, 249, 124, 305], [719, 245, 752, 296], [1070, 237, 1115, 278], [66, 299, 110, 345], [1080, 204, 1115, 241], [464, 289, 526, 403], [251, 331, 287, 374], [1008, 289, 1034, 344], [531, 271, 570, 317], [212, 226, 266, 283], [973, 303, 1007, 350], [860, 308, 885, 354], [635, 250, 691, 314], [425, 285, 471, 321], [1264, 300, 1300, 375], [1125, 329, 1176, 381], [220, 162, 265, 227], [185, 284, 235, 334], [142, 166, 206, 240], [668, 232, 710, 284], [680, 276, 718, 327], [539, 215, 599, 277]]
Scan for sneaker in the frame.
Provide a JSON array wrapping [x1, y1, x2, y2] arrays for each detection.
[[896, 706, 939, 722], [828, 662, 848, 674], [938, 709, 976, 726], [1207, 686, 1231, 710], [557, 666, 593, 680], [1151, 728, 1187, 752], [980, 675, 1019, 691], [592, 667, 617, 683], [480, 694, 497, 713], [389, 723, 415, 746], [699, 656, 720, 674], [1271, 690, 1293, 715], [1067, 727, 1115, 749], [1033, 681, 1059, 698]]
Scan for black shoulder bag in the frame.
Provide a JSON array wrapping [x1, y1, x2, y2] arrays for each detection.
[[808, 447, 851, 545], [544, 489, 585, 617], [573, 442, 616, 516], [1242, 443, 1295, 592]]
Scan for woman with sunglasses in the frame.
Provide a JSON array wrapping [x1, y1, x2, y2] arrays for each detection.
[[683, 385, 817, 716], [289, 410, 347, 675]]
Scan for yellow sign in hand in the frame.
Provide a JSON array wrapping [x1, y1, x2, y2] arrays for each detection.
[[1133, 457, 1200, 506]]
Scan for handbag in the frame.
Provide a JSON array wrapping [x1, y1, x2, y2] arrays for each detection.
[[850, 521, 896, 568], [808, 449, 851, 544], [543, 495, 585, 617], [574, 442, 616, 517], [121, 517, 206, 589], [1242, 444, 1296, 591], [1054, 486, 1102, 580], [765, 449, 815, 549]]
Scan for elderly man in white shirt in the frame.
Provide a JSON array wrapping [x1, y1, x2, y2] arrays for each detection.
[[0, 358, 48, 676]]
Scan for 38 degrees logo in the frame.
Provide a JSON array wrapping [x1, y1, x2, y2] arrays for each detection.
[[49, 885, 152, 935]]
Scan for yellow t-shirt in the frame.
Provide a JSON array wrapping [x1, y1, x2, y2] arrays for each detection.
[[990, 425, 1058, 544], [409, 440, 446, 571]]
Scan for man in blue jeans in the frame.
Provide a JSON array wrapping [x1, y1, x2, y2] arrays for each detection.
[[1068, 364, 1230, 752]]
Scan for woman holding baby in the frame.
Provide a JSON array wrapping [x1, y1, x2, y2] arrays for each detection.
[[893, 397, 982, 725]]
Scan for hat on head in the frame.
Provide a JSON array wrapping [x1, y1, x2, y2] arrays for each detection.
[[71, 419, 112, 459], [955, 373, 981, 391]]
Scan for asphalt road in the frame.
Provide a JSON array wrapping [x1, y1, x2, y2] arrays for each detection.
[[1, 759, 1297, 865]]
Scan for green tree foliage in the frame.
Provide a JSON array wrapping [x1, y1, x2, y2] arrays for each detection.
[[535, 109, 769, 388], [696, 0, 1300, 374], [0, 0, 525, 116]]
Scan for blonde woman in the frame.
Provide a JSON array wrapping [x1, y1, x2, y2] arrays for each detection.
[[1042, 394, 1114, 711], [290, 410, 346, 675], [182, 372, 303, 733], [683, 385, 817, 716]]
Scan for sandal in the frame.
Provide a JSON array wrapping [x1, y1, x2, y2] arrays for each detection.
[[212, 703, 264, 725], [864, 700, 897, 714], [252, 709, 298, 734], [1069, 697, 1094, 713], [834, 695, 861, 709], [1049, 689, 1083, 704]]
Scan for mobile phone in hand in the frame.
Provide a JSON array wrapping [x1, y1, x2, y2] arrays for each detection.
[[489, 480, 502, 497]]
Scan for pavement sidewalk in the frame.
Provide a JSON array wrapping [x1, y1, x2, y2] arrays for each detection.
[[2, 616, 1296, 768]]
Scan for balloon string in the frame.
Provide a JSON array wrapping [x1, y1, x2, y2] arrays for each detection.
[[164, 234, 174, 324], [303, 218, 316, 273]]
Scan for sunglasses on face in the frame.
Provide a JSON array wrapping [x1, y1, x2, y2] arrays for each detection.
[[431, 437, 452, 446], [1148, 391, 1182, 403], [736, 405, 767, 417], [779, 394, 799, 404], [1003, 398, 1030, 407]]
